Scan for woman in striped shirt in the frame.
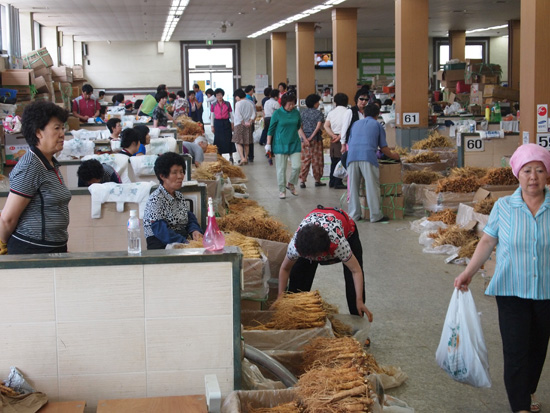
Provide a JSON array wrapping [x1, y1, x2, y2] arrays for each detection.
[[455, 144, 550, 413], [0, 101, 71, 254]]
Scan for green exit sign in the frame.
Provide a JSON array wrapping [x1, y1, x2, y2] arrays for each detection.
[[206, 40, 213, 45]]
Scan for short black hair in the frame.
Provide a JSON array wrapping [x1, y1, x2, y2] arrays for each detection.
[[157, 84, 167, 93], [120, 127, 141, 149], [373, 99, 382, 107], [154, 152, 186, 185], [263, 87, 272, 96], [214, 88, 225, 96], [295, 224, 331, 257], [133, 124, 150, 145], [176, 90, 186, 98], [82, 84, 93, 94], [280, 93, 297, 107], [188, 90, 196, 97], [270, 89, 279, 99], [98, 91, 105, 97], [278, 82, 287, 90], [383, 99, 393, 106], [305, 93, 321, 108], [134, 99, 143, 108], [77, 159, 104, 186], [21, 101, 69, 146], [107, 118, 121, 133], [233, 88, 246, 99], [112, 93, 124, 104], [333, 93, 348, 107], [324, 87, 331, 92], [364, 103, 380, 118], [205, 88, 215, 96], [99, 106, 107, 115], [244, 85, 254, 93], [193, 83, 200, 89], [155, 91, 168, 102], [169, 93, 176, 100], [354, 88, 370, 104]]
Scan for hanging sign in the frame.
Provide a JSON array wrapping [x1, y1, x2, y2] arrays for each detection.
[[537, 104, 548, 132]]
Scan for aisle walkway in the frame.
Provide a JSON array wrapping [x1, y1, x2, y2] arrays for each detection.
[[239, 153, 550, 412]]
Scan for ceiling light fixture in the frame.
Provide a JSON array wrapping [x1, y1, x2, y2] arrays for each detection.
[[466, 24, 508, 34], [161, 0, 190, 42], [248, 0, 346, 38]]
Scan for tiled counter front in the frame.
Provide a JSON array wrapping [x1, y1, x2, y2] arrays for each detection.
[[0, 249, 242, 412]]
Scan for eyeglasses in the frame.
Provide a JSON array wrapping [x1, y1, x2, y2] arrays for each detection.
[[358, 97, 368, 101]]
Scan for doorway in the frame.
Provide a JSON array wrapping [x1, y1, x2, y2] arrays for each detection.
[[182, 42, 240, 124]]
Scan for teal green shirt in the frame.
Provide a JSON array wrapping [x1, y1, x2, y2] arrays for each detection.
[[267, 107, 302, 154]]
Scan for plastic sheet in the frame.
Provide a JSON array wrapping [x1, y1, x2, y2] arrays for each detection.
[[82, 153, 131, 183], [241, 358, 287, 391], [221, 389, 296, 413], [410, 217, 447, 234], [242, 252, 271, 300], [129, 155, 157, 177], [146, 136, 177, 155], [58, 137, 95, 159], [403, 184, 431, 217]]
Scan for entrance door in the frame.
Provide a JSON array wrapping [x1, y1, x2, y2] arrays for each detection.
[[184, 44, 239, 125]]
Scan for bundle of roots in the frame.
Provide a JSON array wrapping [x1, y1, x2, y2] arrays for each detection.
[[428, 225, 478, 247], [411, 131, 454, 149], [449, 166, 488, 179], [436, 175, 480, 193], [402, 169, 442, 185], [403, 151, 441, 164], [427, 208, 457, 225], [174, 231, 262, 258], [480, 167, 518, 186], [474, 198, 496, 215]]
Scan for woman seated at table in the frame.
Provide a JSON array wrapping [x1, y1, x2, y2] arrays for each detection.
[[0, 101, 71, 254], [143, 152, 203, 249]]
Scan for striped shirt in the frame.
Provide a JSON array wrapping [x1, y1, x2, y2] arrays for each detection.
[[9, 146, 72, 247], [484, 187, 550, 299]]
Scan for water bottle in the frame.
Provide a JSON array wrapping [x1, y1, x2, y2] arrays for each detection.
[[202, 197, 225, 251], [127, 210, 141, 255]]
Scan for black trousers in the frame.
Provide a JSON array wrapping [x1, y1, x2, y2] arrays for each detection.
[[248, 123, 255, 161], [287, 229, 364, 315], [496, 295, 550, 412], [7, 236, 67, 255], [329, 156, 343, 187]]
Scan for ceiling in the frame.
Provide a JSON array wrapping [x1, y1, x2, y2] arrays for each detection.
[[5, 0, 520, 42]]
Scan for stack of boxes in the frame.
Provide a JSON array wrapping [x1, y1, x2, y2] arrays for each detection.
[[360, 162, 404, 220], [371, 75, 394, 94]]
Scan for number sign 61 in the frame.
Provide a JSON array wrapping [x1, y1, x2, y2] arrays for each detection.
[[402, 113, 419, 125]]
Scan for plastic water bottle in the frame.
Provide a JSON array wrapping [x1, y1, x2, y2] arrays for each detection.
[[127, 210, 141, 255], [202, 197, 225, 251]]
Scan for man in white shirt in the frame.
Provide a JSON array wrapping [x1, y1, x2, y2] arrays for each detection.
[[324, 93, 350, 189]]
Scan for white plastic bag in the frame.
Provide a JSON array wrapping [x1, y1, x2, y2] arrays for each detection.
[[333, 160, 347, 179], [436, 289, 491, 388]]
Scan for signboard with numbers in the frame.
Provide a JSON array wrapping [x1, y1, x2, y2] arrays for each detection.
[[402, 113, 419, 125], [464, 136, 485, 152], [536, 134, 550, 150]]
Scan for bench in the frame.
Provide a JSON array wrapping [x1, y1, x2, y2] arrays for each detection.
[[96, 395, 207, 412]]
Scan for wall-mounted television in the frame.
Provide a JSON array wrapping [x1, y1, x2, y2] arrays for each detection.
[[314, 51, 333, 69]]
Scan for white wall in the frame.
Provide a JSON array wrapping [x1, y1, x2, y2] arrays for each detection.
[[83, 41, 181, 89], [61, 34, 74, 67], [490, 36, 509, 83], [41, 26, 59, 66], [19, 12, 33, 54]]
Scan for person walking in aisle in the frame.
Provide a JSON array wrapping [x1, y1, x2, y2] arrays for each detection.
[[347, 103, 399, 223], [454, 144, 550, 413], [232, 89, 256, 165], [324, 93, 349, 189], [244, 85, 257, 163], [210, 88, 235, 164], [266, 93, 306, 199], [260, 89, 280, 146], [193, 83, 204, 122], [299, 94, 325, 188]]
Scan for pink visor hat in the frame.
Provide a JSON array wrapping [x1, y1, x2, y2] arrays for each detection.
[[509, 143, 550, 178]]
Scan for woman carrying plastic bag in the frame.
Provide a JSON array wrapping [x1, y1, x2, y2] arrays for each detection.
[[453, 144, 550, 413], [436, 289, 491, 388]]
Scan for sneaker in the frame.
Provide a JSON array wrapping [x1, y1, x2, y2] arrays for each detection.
[[334, 184, 347, 190], [299, 182, 306, 188], [279, 192, 286, 199], [373, 215, 390, 223], [315, 182, 327, 187], [286, 184, 298, 196]]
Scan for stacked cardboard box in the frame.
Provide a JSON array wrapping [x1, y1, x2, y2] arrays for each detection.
[[437, 68, 465, 89], [22, 47, 54, 71], [360, 162, 404, 220], [371, 75, 393, 93], [52, 66, 73, 83]]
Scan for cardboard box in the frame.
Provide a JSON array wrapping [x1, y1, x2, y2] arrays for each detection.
[[2, 69, 35, 86], [33, 66, 52, 78], [0, 103, 16, 119], [423, 188, 476, 212], [483, 85, 519, 101], [0, 56, 8, 72], [72, 65, 85, 79], [437, 69, 465, 82], [22, 47, 53, 70], [361, 195, 404, 220], [51, 66, 73, 83], [440, 80, 459, 89], [34, 76, 50, 93], [481, 74, 499, 84], [5, 144, 29, 164], [379, 162, 402, 184], [470, 91, 483, 106]]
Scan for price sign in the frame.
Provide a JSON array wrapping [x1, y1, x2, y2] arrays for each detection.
[[402, 113, 419, 125], [464, 136, 484, 152], [536, 134, 550, 150]]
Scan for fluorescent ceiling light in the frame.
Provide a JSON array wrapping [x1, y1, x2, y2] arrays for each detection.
[[248, 0, 347, 38], [161, 0, 188, 41], [466, 24, 508, 34]]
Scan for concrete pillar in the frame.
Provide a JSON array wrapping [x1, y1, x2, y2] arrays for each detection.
[[520, 0, 550, 143], [332, 8, 357, 101], [449, 30, 466, 61], [295, 22, 315, 105], [395, 0, 429, 148], [508, 20, 520, 90], [271, 32, 287, 89]]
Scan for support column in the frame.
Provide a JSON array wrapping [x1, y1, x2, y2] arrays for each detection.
[[295, 22, 315, 105], [395, 0, 429, 148], [508, 20, 520, 90], [332, 8, 357, 101], [271, 32, 287, 90], [520, 0, 550, 143], [449, 30, 466, 61]]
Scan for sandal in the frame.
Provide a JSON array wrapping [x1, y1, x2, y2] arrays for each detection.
[[531, 394, 541, 413], [299, 182, 306, 188], [286, 184, 298, 196]]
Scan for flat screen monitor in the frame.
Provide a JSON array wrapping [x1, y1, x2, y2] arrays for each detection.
[[315, 52, 333, 69]]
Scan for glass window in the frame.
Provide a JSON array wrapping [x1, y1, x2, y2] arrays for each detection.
[[465, 45, 483, 59]]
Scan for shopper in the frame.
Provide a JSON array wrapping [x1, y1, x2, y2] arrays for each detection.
[[266, 93, 306, 199], [299, 93, 325, 188], [340, 87, 370, 152], [187, 90, 201, 122], [0, 101, 71, 254], [152, 91, 172, 128], [210, 88, 235, 163], [172, 90, 189, 119], [232, 88, 256, 165], [277, 205, 372, 319], [324, 92, 349, 189], [193, 83, 204, 122], [133, 124, 150, 156], [347, 103, 399, 223], [260, 89, 280, 146], [454, 143, 550, 413], [143, 152, 203, 249]]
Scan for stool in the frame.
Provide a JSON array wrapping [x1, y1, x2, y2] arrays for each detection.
[[38, 401, 86, 412], [96, 395, 207, 412]]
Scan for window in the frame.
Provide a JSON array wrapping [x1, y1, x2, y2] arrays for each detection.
[[434, 37, 490, 71]]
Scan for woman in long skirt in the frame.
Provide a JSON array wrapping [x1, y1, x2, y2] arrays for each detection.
[[210, 88, 235, 163]]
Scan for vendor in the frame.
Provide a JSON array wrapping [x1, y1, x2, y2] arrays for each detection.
[[119, 128, 141, 156], [0, 101, 71, 254], [133, 124, 150, 156], [77, 159, 121, 187], [181, 135, 207, 167], [277, 205, 373, 320], [107, 118, 122, 140], [143, 152, 203, 249]]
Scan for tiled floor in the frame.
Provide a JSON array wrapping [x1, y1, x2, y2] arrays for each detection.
[[236, 142, 550, 413]]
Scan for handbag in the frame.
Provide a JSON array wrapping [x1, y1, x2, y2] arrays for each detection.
[[340, 150, 348, 169]]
